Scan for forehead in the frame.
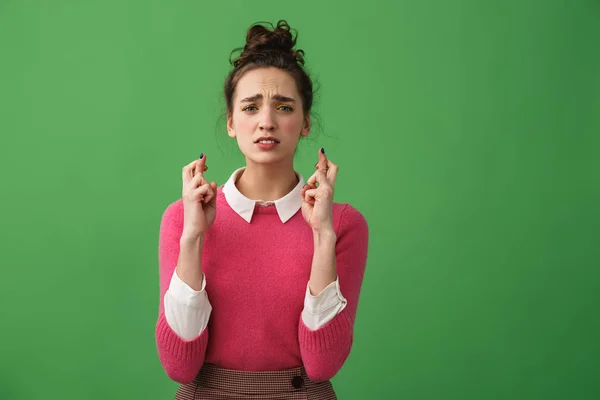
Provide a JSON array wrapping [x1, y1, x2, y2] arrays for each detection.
[[234, 67, 299, 101]]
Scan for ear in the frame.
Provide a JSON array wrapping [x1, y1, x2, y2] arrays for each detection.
[[300, 115, 311, 138], [227, 113, 236, 138]]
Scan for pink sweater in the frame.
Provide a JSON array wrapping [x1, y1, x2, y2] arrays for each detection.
[[155, 187, 369, 384]]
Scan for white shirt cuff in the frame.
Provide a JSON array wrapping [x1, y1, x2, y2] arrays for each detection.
[[163, 269, 212, 340], [301, 277, 347, 330]]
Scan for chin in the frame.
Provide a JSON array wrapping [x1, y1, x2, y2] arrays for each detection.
[[244, 150, 290, 165], [248, 155, 284, 165]]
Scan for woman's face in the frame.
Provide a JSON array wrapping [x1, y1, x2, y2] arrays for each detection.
[[227, 67, 310, 166]]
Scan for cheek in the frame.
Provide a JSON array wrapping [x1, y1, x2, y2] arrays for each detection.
[[279, 116, 304, 132], [234, 116, 255, 135]]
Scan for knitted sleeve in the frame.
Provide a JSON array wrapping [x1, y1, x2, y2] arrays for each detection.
[[155, 200, 209, 384], [297, 204, 370, 381]]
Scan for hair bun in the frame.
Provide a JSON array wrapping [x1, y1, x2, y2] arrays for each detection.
[[231, 20, 305, 67]]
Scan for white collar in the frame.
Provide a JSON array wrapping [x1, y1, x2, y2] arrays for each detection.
[[222, 167, 305, 223]]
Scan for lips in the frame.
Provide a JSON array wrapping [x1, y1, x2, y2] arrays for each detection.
[[254, 136, 280, 143]]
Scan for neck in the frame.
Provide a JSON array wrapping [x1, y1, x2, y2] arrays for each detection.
[[235, 158, 299, 201]]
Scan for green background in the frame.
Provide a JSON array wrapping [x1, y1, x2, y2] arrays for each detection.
[[1, 0, 598, 399]]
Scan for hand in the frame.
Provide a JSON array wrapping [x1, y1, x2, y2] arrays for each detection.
[[181, 153, 218, 237], [301, 148, 338, 232]]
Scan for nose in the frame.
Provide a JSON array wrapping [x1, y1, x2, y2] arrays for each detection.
[[259, 108, 275, 131]]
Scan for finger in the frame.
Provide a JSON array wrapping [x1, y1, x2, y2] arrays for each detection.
[[192, 172, 205, 188], [303, 188, 319, 204], [301, 181, 316, 199], [194, 164, 208, 175], [202, 185, 215, 204], [193, 164, 208, 177], [193, 182, 213, 202], [317, 147, 327, 171], [307, 169, 329, 187], [302, 187, 315, 204], [326, 161, 338, 186], [205, 181, 218, 204], [195, 153, 207, 176], [190, 157, 209, 185], [182, 159, 199, 182], [315, 160, 338, 187]]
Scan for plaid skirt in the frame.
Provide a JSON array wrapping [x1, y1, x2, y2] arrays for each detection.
[[174, 363, 337, 400]]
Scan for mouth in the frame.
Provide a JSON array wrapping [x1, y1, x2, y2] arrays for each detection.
[[254, 137, 280, 144]]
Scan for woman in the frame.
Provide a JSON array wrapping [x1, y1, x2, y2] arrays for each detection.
[[156, 20, 369, 399]]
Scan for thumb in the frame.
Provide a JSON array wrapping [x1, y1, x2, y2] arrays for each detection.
[[208, 182, 218, 204]]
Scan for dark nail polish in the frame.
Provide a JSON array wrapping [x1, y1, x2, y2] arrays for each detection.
[[320, 147, 325, 154], [199, 153, 204, 159]]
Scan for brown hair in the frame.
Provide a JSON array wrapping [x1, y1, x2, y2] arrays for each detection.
[[224, 20, 315, 120]]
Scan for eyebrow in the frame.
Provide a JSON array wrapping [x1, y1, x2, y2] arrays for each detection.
[[239, 94, 297, 103]]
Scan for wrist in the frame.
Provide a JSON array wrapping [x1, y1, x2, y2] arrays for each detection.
[[312, 228, 336, 244], [180, 230, 205, 245]]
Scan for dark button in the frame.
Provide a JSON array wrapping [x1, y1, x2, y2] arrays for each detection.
[[291, 375, 304, 389]]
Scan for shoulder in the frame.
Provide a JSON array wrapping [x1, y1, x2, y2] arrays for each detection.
[[159, 198, 184, 231], [331, 202, 369, 260], [162, 198, 184, 217], [332, 202, 369, 236]]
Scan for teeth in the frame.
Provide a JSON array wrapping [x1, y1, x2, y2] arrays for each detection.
[[259, 140, 276, 144]]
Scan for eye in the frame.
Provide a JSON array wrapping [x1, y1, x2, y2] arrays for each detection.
[[278, 105, 294, 112], [242, 105, 258, 112]]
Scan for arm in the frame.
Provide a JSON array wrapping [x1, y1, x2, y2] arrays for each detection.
[[301, 278, 347, 331], [155, 202, 210, 384], [298, 204, 369, 381], [163, 268, 212, 341]]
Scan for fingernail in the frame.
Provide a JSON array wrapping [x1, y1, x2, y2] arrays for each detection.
[[315, 162, 318, 168], [320, 147, 325, 154], [199, 153, 204, 159]]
